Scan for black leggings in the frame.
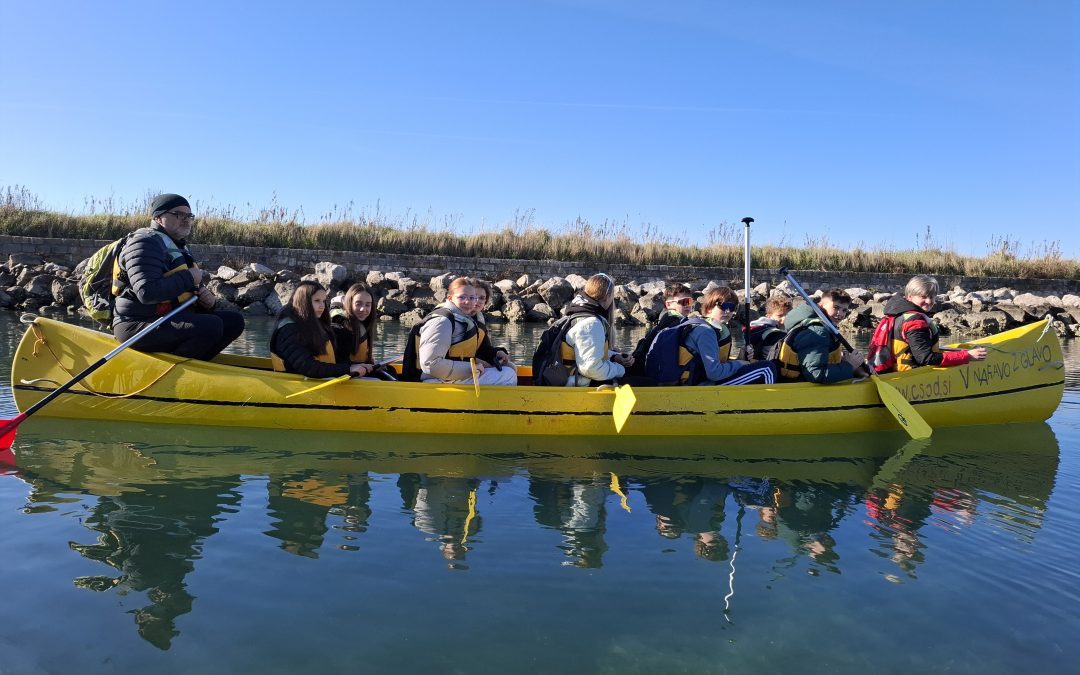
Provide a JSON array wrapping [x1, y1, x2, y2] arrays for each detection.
[[114, 309, 246, 360]]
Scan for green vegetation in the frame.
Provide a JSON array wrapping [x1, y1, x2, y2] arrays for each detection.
[[2, 185, 1076, 279]]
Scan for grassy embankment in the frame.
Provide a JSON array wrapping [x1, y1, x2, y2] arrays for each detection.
[[2, 185, 1076, 279]]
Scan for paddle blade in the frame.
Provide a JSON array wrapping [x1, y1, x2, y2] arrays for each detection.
[[284, 374, 351, 399], [871, 376, 932, 440], [0, 414, 27, 451], [612, 385, 637, 433]]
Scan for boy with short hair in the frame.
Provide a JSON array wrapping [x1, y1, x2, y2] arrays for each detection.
[[628, 282, 693, 375], [776, 289, 865, 383], [745, 295, 792, 362]]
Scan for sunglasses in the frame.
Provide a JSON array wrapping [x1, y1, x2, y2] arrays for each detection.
[[719, 302, 737, 312], [673, 297, 694, 307]]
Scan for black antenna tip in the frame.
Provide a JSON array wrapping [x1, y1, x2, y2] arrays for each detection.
[[741, 217, 754, 224]]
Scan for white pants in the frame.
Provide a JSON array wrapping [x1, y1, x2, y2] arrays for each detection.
[[448, 364, 518, 386]]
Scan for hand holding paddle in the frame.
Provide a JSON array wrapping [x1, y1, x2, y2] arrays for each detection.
[[780, 268, 932, 440]]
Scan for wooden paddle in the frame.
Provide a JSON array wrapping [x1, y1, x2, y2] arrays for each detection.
[[780, 268, 932, 440], [0, 296, 199, 451]]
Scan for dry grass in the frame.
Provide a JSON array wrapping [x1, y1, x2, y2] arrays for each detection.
[[2, 185, 1077, 279]]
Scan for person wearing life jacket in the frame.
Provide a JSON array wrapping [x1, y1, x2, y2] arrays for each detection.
[[113, 193, 245, 359], [271, 281, 371, 378], [777, 289, 865, 383], [417, 278, 517, 385], [561, 273, 641, 386], [878, 275, 987, 371], [681, 287, 776, 385], [628, 282, 694, 376], [331, 282, 378, 369], [745, 295, 792, 362], [469, 278, 516, 375]]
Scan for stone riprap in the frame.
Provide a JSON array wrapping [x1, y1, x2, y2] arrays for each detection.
[[3, 250, 1078, 340]]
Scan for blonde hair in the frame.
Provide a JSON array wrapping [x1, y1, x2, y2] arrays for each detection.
[[904, 275, 939, 298], [583, 273, 615, 304]]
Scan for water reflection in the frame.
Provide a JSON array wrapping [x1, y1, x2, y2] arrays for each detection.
[[1, 420, 1063, 650]]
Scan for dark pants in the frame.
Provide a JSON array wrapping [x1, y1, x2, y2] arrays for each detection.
[[114, 309, 246, 360]]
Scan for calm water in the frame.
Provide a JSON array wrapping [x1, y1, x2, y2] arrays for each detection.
[[1, 313, 1078, 674]]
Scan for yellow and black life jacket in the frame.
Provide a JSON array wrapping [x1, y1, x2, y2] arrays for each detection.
[[776, 318, 843, 380], [149, 229, 198, 315], [270, 317, 337, 372], [674, 319, 730, 384], [400, 307, 481, 381], [892, 311, 940, 372]]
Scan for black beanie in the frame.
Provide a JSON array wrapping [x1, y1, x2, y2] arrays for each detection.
[[150, 193, 190, 217]]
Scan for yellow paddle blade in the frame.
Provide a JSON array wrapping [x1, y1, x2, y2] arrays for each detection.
[[871, 375, 932, 439], [469, 358, 481, 398], [284, 374, 351, 399], [609, 472, 631, 512], [612, 384, 637, 433]]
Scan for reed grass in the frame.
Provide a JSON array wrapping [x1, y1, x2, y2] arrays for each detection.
[[2, 185, 1077, 280]]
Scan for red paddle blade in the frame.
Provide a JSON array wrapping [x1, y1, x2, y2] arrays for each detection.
[[0, 414, 27, 451]]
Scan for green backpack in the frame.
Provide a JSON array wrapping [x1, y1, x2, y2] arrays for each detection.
[[79, 235, 129, 326]]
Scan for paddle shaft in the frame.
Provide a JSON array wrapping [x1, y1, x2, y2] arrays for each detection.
[[742, 217, 753, 358], [779, 268, 866, 373], [2, 296, 199, 433]]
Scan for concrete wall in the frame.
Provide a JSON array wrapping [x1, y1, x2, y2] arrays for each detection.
[[4, 233, 1079, 295]]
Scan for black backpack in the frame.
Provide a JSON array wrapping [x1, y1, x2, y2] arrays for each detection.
[[530, 316, 577, 386], [627, 312, 685, 376], [399, 307, 454, 382], [745, 324, 787, 363]]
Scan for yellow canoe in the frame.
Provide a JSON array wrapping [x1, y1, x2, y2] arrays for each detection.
[[11, 316, 1064, 437]]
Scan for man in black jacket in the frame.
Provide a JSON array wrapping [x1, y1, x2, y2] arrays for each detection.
[[112, 193, 244, 359]]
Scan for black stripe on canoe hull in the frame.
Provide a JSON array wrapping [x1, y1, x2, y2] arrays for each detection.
[[13, 379, 1064, 418]]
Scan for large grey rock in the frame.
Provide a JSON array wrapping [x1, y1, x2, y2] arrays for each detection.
[[503, 299, 526, 322], [520, 292, 544, 312], [24, 274, 57, 298], [248, 262, 275, 276], [515, 274, 533, 289], [933, 309, 966, 334], [274, 281, 297, 306], [0, 289, 14, 309], [235, 280, 274, 306], [964, 310, 1008, 335], [51, 278, 79, 306], [537, 277, 574, 311], [275, 269, 301, 283], [43, 262, 70, 275], [494, 279, 516, 294], [526, 303, 555, 323], [207, 279, 238, 303], [636, 290, 666, 322], [614, 307, 643, 327], [845, 287, 873, 302], [565, 274, 588, 292], [215, 265, 238, 281], [378, 294, 410, 318], [1062, 294, 1080, 309], [430, 273, 455, 302], [243, 300, 270, 315], [630, 304, 651, 325], [0, 271, 15, 287], [1012, 292, 1047, 307], [8, 253, 43, 267], [263, 292, 283, 315], [314, 261, 348, 288], [16, 268, 36, 286], [994, 303, 1026, 326], [399, 308, 426, 326]]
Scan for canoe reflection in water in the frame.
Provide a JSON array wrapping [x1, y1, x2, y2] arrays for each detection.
[[4, 419, 1061, 649]]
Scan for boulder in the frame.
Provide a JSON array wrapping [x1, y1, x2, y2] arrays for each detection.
[[314, 262, 348, 288], [0, 289, 14, 309], [24, 274, 57, 298], [226, 269, 258, 287], [526, 303, 556, 323], [274, 281, 297, 306], [964, 310, 1008, 335], [537, 277, 574, 312], [235, 280, 274, 306], [1062, 294, 1080, 309], [8, 253, 43, 267], [994, 303, 1027, 326], [398, 308, 427, 326], [520, 292, 544, 312], [933, 309, 966, 335], [207, 279, 238, 303], [430, 273, 455, 302], [263, 292, 283, 315], [39, 304, 67, 317], [378, 294, 410, 318], [992, 288, 1015, 301], [275, 269, 301, 283], [503, 299, 526, 323], [494, 279, 516, 294], [0, 271, 15, 287], [215, 265, 239, 281], [43, 262, 70, 275], [248, 262, 275, 277], [565, 274, 588, 292], [636, 290, 666, 322], [515, 274, 533, 289], [243, 300, 270, 316], [16, 268, 36, 286], [872, 292, 893, 303], [614, 307, 643, 327], [844, 287, 873, 302], [51, 278, 79, 306]]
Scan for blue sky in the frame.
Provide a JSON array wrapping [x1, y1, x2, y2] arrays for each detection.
[[2, 0, 1077, 258]]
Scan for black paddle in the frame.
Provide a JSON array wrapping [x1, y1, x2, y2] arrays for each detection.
[[741, 217, 754, 359], [1, 296, 199, 450]]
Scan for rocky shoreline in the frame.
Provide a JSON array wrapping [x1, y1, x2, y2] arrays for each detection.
[[3, 253, 1078, 339]]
